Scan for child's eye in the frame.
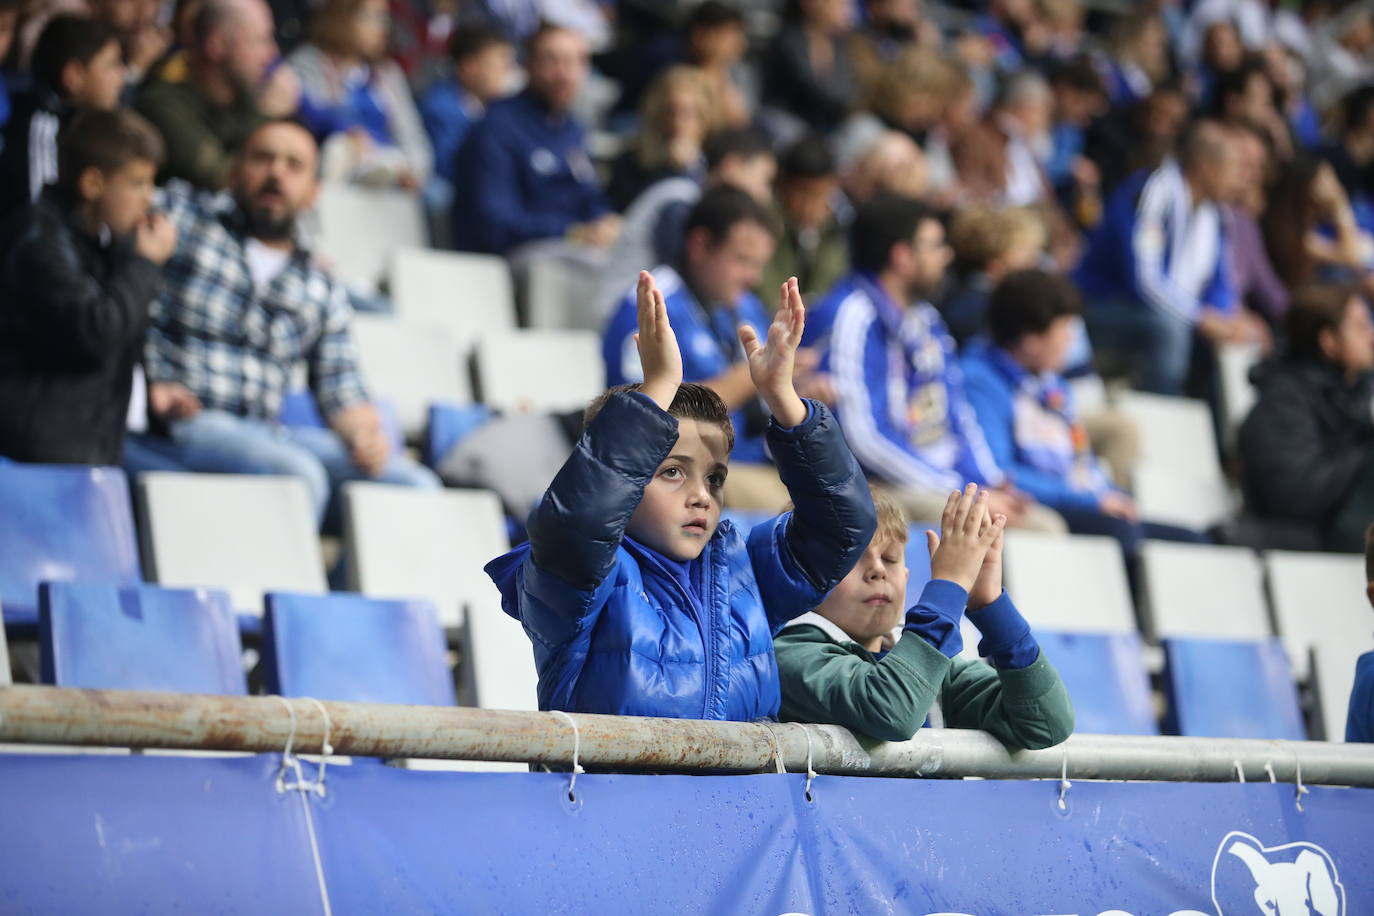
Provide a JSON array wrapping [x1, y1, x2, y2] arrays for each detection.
[[707, 473, 726, 488], [661, 466, 683, 480], [883, 556, 901, 565]]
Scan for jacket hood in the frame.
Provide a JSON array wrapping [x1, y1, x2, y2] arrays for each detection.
[[1248, 356, 1369, 393], [484, 543, 533, 621]]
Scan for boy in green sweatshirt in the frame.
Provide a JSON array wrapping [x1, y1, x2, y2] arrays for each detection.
[[775, 483, 1074, 746]]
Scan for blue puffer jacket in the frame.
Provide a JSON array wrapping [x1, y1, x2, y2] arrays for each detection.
[[485, 391, 875, 720]]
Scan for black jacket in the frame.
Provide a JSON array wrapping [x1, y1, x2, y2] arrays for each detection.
[[0, 192, 162, 464], [0, 87, 71, 223], [1238, 358, 1374, 523]]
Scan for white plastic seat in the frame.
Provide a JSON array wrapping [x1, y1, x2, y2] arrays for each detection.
[[1115, 391, 1224, 480], [342, 483, 536, 709], [0, 601, 9, 686], [1131, 465, 1234, 531], [524, 254, 606, 332], [1003, 531, 1137, 633], [1310, 640, 1369, 742], [1138, 541, 1270, 642], [1216, 342, 1262, 444], [474, 330, 604, 412], [137, 473, 326, 616], [350, 315, 471, 439], [1265, 550, 1367, 683], [315, 184, 426, 292], [389, 248, 515, 347]]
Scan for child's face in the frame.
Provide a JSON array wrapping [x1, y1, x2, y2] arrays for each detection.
[[459, 43, 514, 104], [626, 419, 728, 562], [815, 535, 909, 650], [89, 158, 157, 237], [69, 41, 126, 111]]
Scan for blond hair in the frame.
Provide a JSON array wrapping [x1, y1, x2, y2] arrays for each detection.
[[949, 206, 1046, 269], [870, 486, 909, 549], [636, 65, 717, 171]]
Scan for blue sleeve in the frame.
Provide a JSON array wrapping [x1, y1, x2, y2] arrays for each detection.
[[1346, 653, 1374, 743], [1202, 223, 1238, 314], [965, 591, 1039, 670], [943, 342, 1005, 488], [419, 85, 471, 183], [601, 294, 639, 387], [461, 118, 577, 251], [902, 578, 969, 658]]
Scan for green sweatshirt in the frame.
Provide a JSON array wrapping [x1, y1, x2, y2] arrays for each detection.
[[775, 610, 1075, 747], [135, 78, 263, 190]]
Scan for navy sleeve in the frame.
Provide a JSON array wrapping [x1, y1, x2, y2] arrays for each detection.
[[965, 591, 1039, 670], [902, 578, 969, 658]]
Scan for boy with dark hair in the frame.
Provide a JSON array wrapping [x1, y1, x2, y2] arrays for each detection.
[[0, 108, 175, 464], [761, 136, 848, 298], [418, 26, 513, 185], [0, 15, 126, 219], [1347, 524, 1374, 742], [488, 272, 876, 719], [776, 483, 1073, 745]]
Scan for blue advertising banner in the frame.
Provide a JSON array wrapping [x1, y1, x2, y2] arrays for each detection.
[[0, 753, 1370, 915]]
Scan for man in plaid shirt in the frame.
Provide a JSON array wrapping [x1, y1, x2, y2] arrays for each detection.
[[137, 118, 438, 525]]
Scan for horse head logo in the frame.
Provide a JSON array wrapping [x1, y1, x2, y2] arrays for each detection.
[[1211, 831, 1344, 916]]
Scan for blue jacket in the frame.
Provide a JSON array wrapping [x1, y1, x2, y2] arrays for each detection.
[[418, 78, 480, 183], [960, 339, 1115, 514], [1074, 160, 1236, 324], [484, 391, 876, 720], [1348, 650, 1374, 743], [451, 89, 609, 254], [803, 272, 1004, 493], [602, 265, 771, 464]]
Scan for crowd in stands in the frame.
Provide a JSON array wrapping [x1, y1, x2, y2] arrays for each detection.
[[1, 0, 1374, 739]]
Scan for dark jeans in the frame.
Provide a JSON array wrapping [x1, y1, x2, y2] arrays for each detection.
[[1056, 504, 1211, 557], [1085, 297, 1197, 396]]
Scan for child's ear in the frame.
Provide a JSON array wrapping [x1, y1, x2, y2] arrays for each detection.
[[77, 166, 106, 203]]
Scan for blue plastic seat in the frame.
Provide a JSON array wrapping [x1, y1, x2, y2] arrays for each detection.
[[904, 522, 936, 607], [0, 464, 141, 627], [1162, 637, 1306, 740], [1036, 630, 1159, 735], [263, 592, 455, 705], [39, 582, 245, 694]]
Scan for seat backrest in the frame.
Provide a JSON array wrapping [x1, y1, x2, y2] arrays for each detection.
[[1216, 341, 1262, 444], [0, 601, 10, 685], [1265, 550, 1368, 682], [474, 330, 604, 412], [1311, 640, 1372, 742], [1003, 531, 1137, 633], [263, 591, 455, 705], [461, 590, 539, 710], [39, 582, 245, 694], [1139, 541, 1270, 642], [1162, 637, 1304, 740], [904, 522, 935, 608], [315, 184, 426, 292], [138, 472, 326, 616], [351, 315, 471, 439], [1130, 465, 1234, 532], [1036, 630, 1158, 735], [390, 248, 515, 346], [1115, 391, 1224, 482], [0, 464, 140, 624], [524, 253, 606, 332]]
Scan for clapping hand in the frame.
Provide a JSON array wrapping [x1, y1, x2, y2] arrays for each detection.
[[925, 484, 1007, 593], [738, 277, 808, 428], [633, 270, 683, 411]]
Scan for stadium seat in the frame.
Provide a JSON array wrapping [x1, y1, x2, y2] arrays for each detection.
[[314, 184, 426, 293], [523, 252, 605, 332], [350, 315, 472, 439], [1138, 541, 1270, 642], [473, 330, 605, 412], [905, 522, 935, 607], [342, 483, 536, 709], [1002, 531, 1137, 633], [0, 602, 10, 685], [0, 464, 141, 627], [1036, 630, 1158, 735], [1216, 342, 1262, 445], [1116, 392, 1233, 530], [262, 592, 455, 706], [1130, 466, 1233, 532], [1265, 551, 1367, 680], [137, 473, 326, 618], [389, 248, 516, 346], [1162, 637, 1305, 740], [39, 582, 244, 695], [423, 403, 496, 469], [1310, 640, 1370, 742]]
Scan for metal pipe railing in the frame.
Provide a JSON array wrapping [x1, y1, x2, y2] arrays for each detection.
[[2, 686, 1373, 786]]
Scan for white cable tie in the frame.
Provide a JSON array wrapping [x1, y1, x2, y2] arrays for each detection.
[[1265, 761, 1277, 784], [1294, 753, 1310, 813], [791, 724, 817, 802], [1233, 760, 1245, 783], [302, 697, 333, 798], [551, 711, 585, 803], [1057, 750, 1072, 811]]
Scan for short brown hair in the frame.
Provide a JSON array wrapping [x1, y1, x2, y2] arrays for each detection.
[[870, 486, 909, 549], [585, 383, 735, 454], [309, 0, 376, 57], [57, 108, 165, 195], [1286, 284, 1361, 363]]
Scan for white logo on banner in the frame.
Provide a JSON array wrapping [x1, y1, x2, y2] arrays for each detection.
[[1212, 832, 1345, 916]]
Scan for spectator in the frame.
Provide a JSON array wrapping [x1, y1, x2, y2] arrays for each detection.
[[287, 0, 433, 188], [136, 0, 301, 190], [683, 0, 753, 129], [418, 26, 512, 186], [1322, 84, 1374, 226], [1084, 80, 1190, 197], [1227, 124, 1289, 324], [0, 108, 173, 466], [775, 484, 1073, 746], [1099, 9, 1170, 108], [607, 65, 714, 212], [953, 70, 1056, 208], [1264, 154, 1369, 295], [87, 0, 172, 89], [137, 118, 439, 526], [603, 186, 807, 510], [594, 127, 776, 315], [450, 24, 616, 255], [1194, 18, 1245, 107], [1212, 57, 1292, 161], [849, 0, 940, 104], [764, 0, 859, 136], [1239, 285, 1374, 553], [485, 273, 876, 719], [1046, 55, 1107, 227], [1347, 523, 1374, 742], [962, 270, 1204, 555], [0, 16, 124, 220], [840, 128, 929, 204], [940, 205, 1046, 345], [1075, 119, 1265, 395], [804, 195, 1067, 532], [760, 136, 848, 298]]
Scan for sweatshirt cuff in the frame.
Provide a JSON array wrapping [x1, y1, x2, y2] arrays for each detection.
[[902, 578, 968, 658], [966, 590, 1039, 670], [766, 398, 819, 437]]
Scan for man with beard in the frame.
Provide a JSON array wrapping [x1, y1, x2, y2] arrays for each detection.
[[138, 118, 439, 527], [802, 195, 1066, 531]]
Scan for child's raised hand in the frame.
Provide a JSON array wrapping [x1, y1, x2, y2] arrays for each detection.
[[739, 276, 808, 428], [925, 484, 1003, 593], [633, 270, 682, 410], [968, 514, 1007, 609]]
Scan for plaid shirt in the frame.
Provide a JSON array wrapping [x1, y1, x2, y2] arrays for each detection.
[[146, 181, 368, 421]]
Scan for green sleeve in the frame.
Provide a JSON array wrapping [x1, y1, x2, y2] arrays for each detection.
[[775, 626, 953, 742], [940, 649, 1075, 750], [136, 84, 235, 190]]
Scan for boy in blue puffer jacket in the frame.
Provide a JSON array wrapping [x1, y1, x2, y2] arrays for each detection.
[[485, 271, 876, 720]]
